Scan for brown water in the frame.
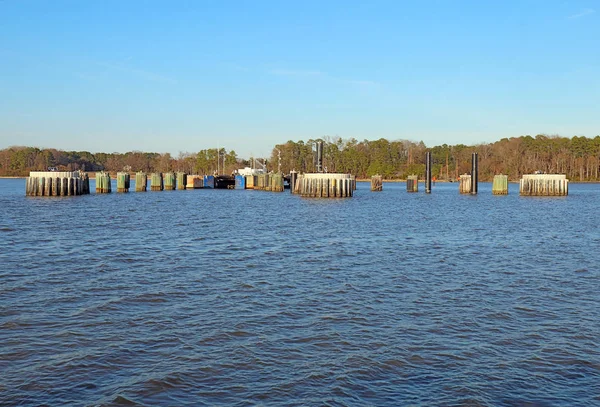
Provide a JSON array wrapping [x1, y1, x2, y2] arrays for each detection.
[[1, 179, 599, 406]]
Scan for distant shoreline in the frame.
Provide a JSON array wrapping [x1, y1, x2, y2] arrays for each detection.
[[3, 175, 599, 184]]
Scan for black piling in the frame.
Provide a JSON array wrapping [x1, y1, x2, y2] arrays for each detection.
[[425, 151, 432, 194], [471, 152, 478, 194], [316, 141, 323, 173]]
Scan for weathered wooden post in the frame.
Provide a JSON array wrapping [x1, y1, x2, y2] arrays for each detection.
[[425, 151, 432, 194], [471, 152, 478, 195], [459, 174, 471, 194], [492, 174, 508, 195], [135, 172, 147, 192], [177, 172, 187, 190], [164, 172, 176, 190], [117, 172, 130, 192], [407, 175, 418, 192], [371, 175, 382, 191], [151, 173, 164, 191], [96, 172, 111, 193], [290, 170, 297, 194]]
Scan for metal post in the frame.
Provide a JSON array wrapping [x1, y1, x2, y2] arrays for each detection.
[[316, 141, 323, 173], [426, 151, 432, 194], [471, 152, 478, 194]]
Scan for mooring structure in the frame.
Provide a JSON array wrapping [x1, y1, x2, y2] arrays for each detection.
[[520, 174, 568, 196], [26, 171, 90, 197]]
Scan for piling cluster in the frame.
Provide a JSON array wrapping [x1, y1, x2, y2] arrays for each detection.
[[117, 172, 130, 192], [26, 171, 90, 196], [295, 173, 354, 198], [371, 175, 382, 191], [151, 173, 164, 191], [492, 175, 508, 195], [407, 175, 418, 192], [459, 174, 472, 194], [520, 174, 568, 196], [95, 172, 112, 193], [135, 172, 148, 192]]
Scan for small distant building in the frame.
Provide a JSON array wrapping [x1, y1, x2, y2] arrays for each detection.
[[236, 167, 265, 176]]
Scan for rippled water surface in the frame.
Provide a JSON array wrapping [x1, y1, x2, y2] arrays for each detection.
[[1, 179, 599, 406]]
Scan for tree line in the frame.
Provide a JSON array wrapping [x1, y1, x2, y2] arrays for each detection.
[[270, 135, 600, 181], [1, 134, 600, 181]]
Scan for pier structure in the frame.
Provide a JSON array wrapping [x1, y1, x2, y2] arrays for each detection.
[[135, 172, 147, 192], [186, 175, 204, 189], [117, 172, 130, 192], [295, 173, 354, 198], [520, 174, 568, 196], [26, 171, 90, 197], [492, 175, 508, 195], [96, 172, 112, 193], [407, 175, 418, 192], [371, 175, 382, 191]]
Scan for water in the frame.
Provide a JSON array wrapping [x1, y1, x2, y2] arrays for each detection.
[[1, 179, 599, 406]]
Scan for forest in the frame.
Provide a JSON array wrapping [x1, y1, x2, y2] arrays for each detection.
[[1, 134, 599, 181]]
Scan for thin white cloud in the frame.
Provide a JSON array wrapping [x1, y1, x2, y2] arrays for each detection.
[[269, 69, 324, 77], [269, 68, 380, 88], [568, 8, 595, 19], [342, 79, 381, 88], [98, 61, 177, 84]]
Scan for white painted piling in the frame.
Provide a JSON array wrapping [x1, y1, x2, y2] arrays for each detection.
[[520, 174, 568, 196], [26, 171, 90, 197], [295, 173, 353, 198]]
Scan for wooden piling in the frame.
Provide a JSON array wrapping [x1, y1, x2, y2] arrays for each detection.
[[117, 172, 130, 192], [371, 175, 383, 191], [151, 173, 164, 191], [492, 174, 508, 195], [520, 174, 568, 196], [407, 175, 418, 192], [135, 172, 147, 192]]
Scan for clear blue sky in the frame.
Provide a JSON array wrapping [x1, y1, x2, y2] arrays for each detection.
[[0, 0, 598, 158]]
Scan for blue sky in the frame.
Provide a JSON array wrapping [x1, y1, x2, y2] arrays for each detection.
[[0, 0, 598, 158]]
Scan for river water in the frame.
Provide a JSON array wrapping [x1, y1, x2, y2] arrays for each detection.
[[1, 179, 599, 406]]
